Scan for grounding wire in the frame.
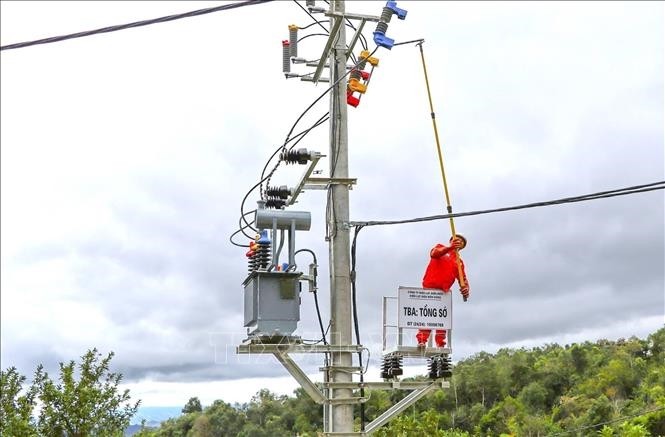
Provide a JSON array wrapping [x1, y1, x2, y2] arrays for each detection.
[[1, 1, 274, 51], [349, 182, 665, 227], [294, 249, 327, 346], [351, 224, 366, 430], [294, 248, 330, 372]]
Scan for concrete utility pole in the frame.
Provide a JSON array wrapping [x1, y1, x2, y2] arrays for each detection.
[[238, 3, 448, 436], [327, 0, 353, 433]]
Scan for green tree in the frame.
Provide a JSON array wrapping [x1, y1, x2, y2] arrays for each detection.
[[618, 422, 650, 437], [34, 348, 140, 437], [205, 399, 247, 436], [518, 381, 548, 413], [189, 414, 213, 437], [477, 396, 525, 435], [182, 397, 203, 414], [0, 367, 38, 436]]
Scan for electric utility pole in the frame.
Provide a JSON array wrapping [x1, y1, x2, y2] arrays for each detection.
[[327, 0, 353, 433], [240, 3, 439, 436]]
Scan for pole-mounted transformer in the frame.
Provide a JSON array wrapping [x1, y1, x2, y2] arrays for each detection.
[[243, 201, 312, 339]]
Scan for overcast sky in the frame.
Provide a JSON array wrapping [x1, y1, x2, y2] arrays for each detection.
[[1, 1, 663, 408]]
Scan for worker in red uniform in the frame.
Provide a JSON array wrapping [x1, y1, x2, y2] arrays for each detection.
[[417, 234, 469, 348]]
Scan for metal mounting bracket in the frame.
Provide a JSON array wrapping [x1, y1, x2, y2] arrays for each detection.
[[287, 152, 324, 206], [324, 11, 381, 23], [313, 18, 344, 83], [303, 177, 357, 190]]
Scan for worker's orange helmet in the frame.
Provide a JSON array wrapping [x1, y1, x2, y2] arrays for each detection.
[[450, 234, 467, 249]]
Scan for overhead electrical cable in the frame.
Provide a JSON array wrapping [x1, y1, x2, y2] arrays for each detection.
[[235, 112, 330, 240], [1, 0, 274, 52], [349, 182, 665, 227], [292, 0, 329, 34], [260, 112, 330, 197], [256, 46, 380, 199], [550, 405, 665, 436]]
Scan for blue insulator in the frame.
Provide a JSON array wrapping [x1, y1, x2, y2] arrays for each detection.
[[258, 230, 271, 245], [373, 1, 408, 50], [373, 31, 395, 50], [385, 1, 407, 20]]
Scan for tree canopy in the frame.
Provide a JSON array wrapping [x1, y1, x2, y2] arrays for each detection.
[[1, 348, 139, 437], [136, 328, 665, 436]]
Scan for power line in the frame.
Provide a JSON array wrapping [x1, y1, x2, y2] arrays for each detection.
[[0, 0, 274, 52], [549, 405, 665, 436], [349, 181, 665, 227]]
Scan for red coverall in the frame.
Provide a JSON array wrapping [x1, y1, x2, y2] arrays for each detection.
[[417, 243, 468, 347]]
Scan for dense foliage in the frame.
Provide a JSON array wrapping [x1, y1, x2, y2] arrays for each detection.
[[137, 328, 665, 436], [1, 349, 140, 437]]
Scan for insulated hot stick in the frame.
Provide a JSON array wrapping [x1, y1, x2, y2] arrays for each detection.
[[417, 40, 468, 301]]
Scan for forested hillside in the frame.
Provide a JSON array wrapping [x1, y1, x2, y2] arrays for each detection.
[[136, 328, 665, 436]]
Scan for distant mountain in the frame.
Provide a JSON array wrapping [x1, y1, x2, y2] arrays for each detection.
[[131, 405, 182, 426], [125, 424, 149, 436], [125, 406, 181, 436]]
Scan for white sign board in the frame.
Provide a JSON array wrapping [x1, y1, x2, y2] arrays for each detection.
[[397, 286, 452, 330]]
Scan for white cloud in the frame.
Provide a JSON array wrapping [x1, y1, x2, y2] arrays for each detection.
[[1, 0, 663, 410]]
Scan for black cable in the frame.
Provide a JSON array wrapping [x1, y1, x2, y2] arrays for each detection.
[[350, 182, 665, 227], [262, 45, 380, 194], [323, 47, 380, 241], [235, 112, 329, 241], [294, 249, 327, 346], [549, 405, 665, 436], [299, 20, 330, 30], [294, 0, 366, 63], [293, 0, 329, 34], [260, 112, 330, 191], [294, 248, 330, 388], [298, 33, 329, 43], [238, 174, 275, 233], [236, 45, 379, 245], [229, 209, 258, 247], [259, 112, 329, 203], [0, 1, 274, 52], [350, 225, 366, 431]]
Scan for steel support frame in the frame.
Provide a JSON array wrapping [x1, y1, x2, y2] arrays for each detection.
[[364, 382, 440, 434], [273, 351, 326, 404]]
